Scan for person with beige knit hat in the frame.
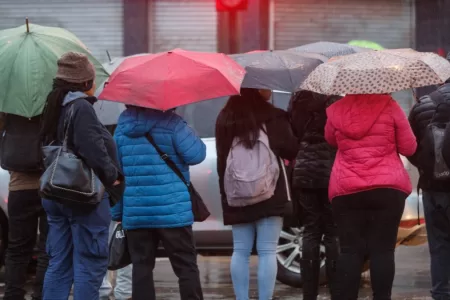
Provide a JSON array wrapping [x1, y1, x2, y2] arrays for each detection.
[[39, 52, 123, 300]]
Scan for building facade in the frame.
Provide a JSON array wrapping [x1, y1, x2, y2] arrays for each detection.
[[0, 0, 425, 64]]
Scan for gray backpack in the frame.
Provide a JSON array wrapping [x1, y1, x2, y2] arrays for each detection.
[[224, 127, 280, 207]]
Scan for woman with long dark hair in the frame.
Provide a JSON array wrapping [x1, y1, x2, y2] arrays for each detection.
[[40, 52, 122, 300], [215, 88, 297, 300]]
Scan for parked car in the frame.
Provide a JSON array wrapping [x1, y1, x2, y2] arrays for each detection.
[[176, 91, 427, 287], [0, 92, 426, 288]]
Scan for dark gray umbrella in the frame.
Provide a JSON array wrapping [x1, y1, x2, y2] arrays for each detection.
[[230, 50, 327, 92], [289, 41, 372, 59]]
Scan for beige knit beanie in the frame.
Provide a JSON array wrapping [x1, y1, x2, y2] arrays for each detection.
[[56, 52, 96, 83]]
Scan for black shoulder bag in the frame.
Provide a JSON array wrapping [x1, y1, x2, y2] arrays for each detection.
[[40, 104, 104, 205], [145, 133, 210, 222]]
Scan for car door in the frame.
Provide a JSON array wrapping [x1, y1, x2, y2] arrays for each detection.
[[176, 97, 232, 249]]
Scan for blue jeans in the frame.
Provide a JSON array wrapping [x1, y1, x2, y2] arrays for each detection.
[[423, 191, 450, 300], [42, 195, 111, 300], [231, 216, 283, 300], [100, 222, 132, 300]]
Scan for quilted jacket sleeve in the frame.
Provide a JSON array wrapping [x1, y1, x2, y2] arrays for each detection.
[[392, 101, 417, 157], [442, 125, 450, 168], [173, 117, 206, 165], [324, 118, 337, 147], [71, 100, 119, 187]]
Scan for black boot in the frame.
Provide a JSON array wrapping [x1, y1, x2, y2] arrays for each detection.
[[300, 259, 321, 300]]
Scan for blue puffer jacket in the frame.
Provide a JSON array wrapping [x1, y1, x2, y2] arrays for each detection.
[[112, 107, 206, 229]]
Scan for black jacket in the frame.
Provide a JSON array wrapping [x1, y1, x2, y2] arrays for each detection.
[[57, 97, 121, 188], [288, 92, 338, 190], [408, 83, 450, 191], [216, 107, 298, 225]]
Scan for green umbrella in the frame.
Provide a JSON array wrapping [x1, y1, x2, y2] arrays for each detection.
[[348, 40, 385, 51], [0, 21, 109, 118]]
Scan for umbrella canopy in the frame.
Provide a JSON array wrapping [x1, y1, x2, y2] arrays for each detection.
[[99, 49, 245, 111], [300, 49, 450, 95], [94, 57, 126, 125], [289, 41, 372, 59], [230, 50, 327, 92], [94, 54, 147, 125], [348, 40, 385, 50], [0, 22, 108, 118]]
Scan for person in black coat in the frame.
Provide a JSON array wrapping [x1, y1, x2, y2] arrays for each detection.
[[288, 90, 341, 299], [408, 81, 450, 299], [215, 88, 297, 300], [39, 52, 123, 299]]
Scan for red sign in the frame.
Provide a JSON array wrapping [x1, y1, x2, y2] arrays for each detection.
[[216, 0, 248, 12]]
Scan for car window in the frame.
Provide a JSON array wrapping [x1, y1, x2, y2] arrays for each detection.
[[176, 97, 228, 138], [271, 92, 292, 110], [176, 92, 292, 138]]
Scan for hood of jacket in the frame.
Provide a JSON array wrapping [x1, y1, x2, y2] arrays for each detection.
[[62, 91, 97, 107], [117, 106, 174, 138], [326, 94, 391, 140]]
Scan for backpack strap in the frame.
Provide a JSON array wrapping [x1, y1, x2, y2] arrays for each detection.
[[144, 133, 189, 187], [428, 90, 447, 123]]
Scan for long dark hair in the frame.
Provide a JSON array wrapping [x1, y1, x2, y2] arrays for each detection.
[[40, 78, 93, 143], [215, 88, 275, 150]]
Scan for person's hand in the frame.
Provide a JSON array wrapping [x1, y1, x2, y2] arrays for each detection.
[[113, 180, 121, 186]]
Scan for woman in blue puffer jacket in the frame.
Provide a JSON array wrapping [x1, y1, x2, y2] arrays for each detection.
[[113, 105, 206, 300]]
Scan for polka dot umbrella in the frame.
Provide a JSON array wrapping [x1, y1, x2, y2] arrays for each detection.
[[300, 49, 450, 95]]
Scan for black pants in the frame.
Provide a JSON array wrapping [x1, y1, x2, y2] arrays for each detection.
[[127, 226, 203, 300], [4, 189, 48, 300], [332, 188, 406, 300], [298, 188, 339, 300], [422, 191, 450, 300]]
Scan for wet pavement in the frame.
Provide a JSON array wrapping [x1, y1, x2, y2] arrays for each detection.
[[0, 244, 433, 299]]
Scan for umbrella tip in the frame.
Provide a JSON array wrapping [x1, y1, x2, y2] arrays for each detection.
[[168, 51, 173, 54], [25, 18, 29, 33], [106, 50, 112, 62]]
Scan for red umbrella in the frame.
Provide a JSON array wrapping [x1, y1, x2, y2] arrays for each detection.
[[98, 48, 245, 110]]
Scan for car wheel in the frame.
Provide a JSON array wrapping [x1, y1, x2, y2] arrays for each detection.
[[276, 227, 326, 287]]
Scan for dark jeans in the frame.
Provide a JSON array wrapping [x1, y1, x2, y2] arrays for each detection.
[[127, 226, 203, 300], [297, 188, 338, 300], [423, 191, 450, 300], [42, 195, 111, 300], [4, 189, 48, 300], [332, 188, 406, 300]]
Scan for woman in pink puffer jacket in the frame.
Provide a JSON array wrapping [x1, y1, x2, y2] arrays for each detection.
[[325, 94, 417, 300]]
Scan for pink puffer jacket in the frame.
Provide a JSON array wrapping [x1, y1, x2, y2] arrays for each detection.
[[325, 94, 417, 200]]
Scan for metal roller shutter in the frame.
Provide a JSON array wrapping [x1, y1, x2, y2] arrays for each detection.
[[150, 0, 218, 53], [273, 0, 414, 50], [0, 0, 124, 62]]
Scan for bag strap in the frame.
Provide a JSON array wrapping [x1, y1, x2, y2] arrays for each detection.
[[62, 105, 75, 150], [144, 133, 189, 187]]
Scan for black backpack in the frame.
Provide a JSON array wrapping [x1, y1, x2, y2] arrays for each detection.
[[418, 92, 450, 180], [0, 114, 43, 172]]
